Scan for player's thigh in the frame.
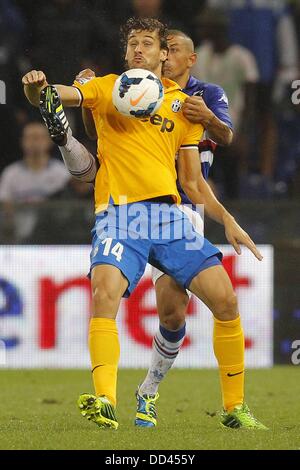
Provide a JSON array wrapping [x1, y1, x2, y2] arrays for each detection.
[[91, 264, 129, 318], [150, 203, 222, 285], [91, 205, 150, 297], [189, 264, 238, 321], [155, 274, 189, 330]]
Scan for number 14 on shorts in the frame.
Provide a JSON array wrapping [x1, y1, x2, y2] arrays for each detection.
[[101, 238, 124, 262]]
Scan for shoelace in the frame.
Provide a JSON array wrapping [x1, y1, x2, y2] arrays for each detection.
[[235, 405, 260, 425], [141, 395, 157, 418], [146, 401, 157, 418]]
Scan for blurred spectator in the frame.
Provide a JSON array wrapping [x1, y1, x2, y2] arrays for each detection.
[[30, 177, 94, 244], [0, 122, 69, 204], [0, 122, 70, 241], [192, 9, 259, 131], [1, 0, 299, 204], [207, 0, 298, 96], [0, 0, 29, 106], [191, 8, 259, 198], [0, 0, 40, 173], [274, 86, 300, 198], [0, 0, 25, 64], [289, 0, 300, 49], [204, 0, 299, 190]]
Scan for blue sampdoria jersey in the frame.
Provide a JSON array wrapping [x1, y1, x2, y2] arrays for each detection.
[[177, 75, 233, 204]]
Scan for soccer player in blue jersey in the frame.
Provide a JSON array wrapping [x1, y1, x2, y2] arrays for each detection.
[[136, 30, 248, 428]]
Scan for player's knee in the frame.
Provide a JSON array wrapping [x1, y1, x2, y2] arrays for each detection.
[[159, 301, 188, 331], [213, 292, 238, 321], [92, 284, 121, 313], [161, 310, 186, 331]]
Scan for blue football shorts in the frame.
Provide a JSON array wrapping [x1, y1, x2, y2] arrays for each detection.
[[90, 201, 222, 297]]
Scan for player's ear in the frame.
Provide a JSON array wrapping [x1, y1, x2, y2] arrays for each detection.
[[188, 53, 197, 68], [160, 48, 168, 63], [124, 44, 130, 62]]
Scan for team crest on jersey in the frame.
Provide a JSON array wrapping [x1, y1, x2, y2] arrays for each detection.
[[171, 99, 182, 113], [76, 77, 94, 85]]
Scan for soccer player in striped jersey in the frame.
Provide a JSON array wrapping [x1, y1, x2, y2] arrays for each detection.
[[136, 30, 237, 428]]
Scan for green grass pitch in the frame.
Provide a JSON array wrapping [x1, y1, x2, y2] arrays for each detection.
[[0, 367, 299, 450]]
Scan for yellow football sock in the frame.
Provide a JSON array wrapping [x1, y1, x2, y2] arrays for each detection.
[[89, 317, 120, 408], [213, 316, 244, 412]]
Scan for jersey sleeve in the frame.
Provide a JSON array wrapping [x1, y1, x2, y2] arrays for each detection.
[[204, 84, 234, 130], [72, 77, 104, 109], [180, 122, 203, 149]]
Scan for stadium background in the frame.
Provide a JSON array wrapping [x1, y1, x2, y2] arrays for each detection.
[[0, 0, 300, 370]]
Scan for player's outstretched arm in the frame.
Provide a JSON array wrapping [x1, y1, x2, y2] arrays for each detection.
[[22, 70, 81, 107], [74, 69, 97, 140], [178, 147, 263, 260]]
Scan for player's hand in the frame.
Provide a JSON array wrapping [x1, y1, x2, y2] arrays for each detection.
[[223, 214, 263, 261], [182, 95, 214, 125], [22, 70, 48, 88], [75, 68, 96, 82]]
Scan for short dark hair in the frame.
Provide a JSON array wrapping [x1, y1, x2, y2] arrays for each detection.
[[120, 17, 169, 53], [168, 29, 193, 42], [167, 29, 195, 51]]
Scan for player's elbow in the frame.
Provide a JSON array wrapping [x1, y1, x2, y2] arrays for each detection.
[[178, 173, 189, 194], [220, 128, 233, 147], [180, 178, 200, 202]]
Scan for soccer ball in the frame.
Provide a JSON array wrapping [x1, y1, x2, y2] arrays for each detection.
[[112, 68, 164, 118]]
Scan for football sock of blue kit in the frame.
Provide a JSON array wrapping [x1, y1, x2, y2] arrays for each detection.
[[139, 323, 186, 396]]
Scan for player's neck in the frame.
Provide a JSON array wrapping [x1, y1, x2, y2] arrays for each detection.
[[173, 71, 190, 90], [152, 66, 162, 80]]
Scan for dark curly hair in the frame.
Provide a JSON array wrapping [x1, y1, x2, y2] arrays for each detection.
[[120, 17, 169, 54]]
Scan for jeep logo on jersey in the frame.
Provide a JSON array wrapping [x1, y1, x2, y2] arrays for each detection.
[[171, 99, 182, 113], [148, 114, 175, 133]]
